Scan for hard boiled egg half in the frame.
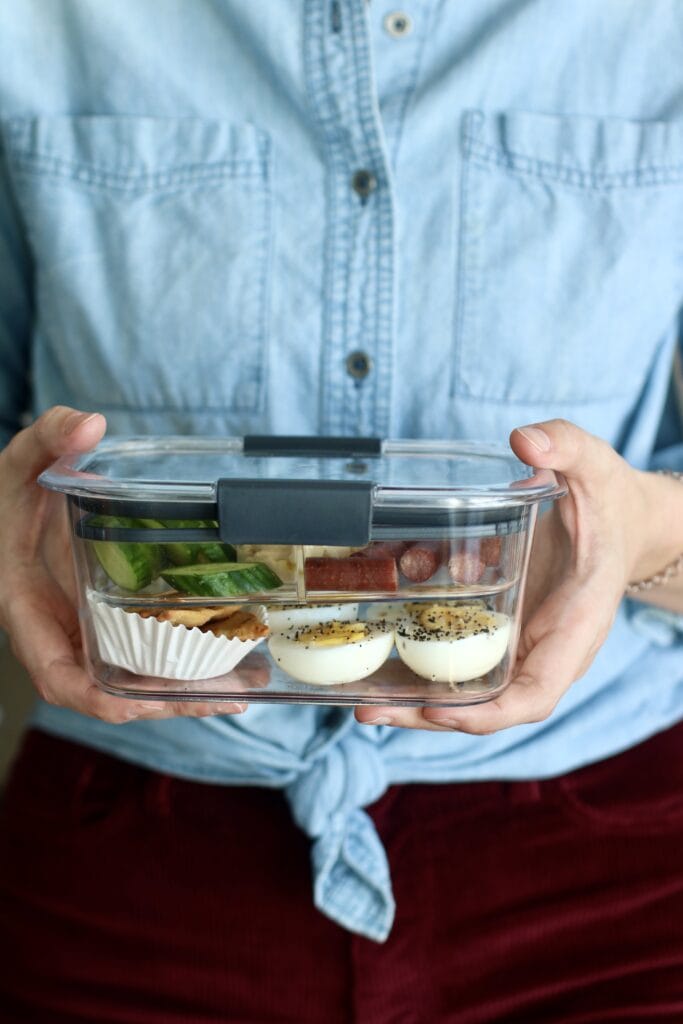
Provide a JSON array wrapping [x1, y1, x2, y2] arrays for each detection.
[[267, 619, 394, 685], [266, 603, 359, 633], [396, 603, 511, 683]]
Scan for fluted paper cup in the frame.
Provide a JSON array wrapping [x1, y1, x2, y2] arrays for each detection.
[[89, 595, 266, 680]]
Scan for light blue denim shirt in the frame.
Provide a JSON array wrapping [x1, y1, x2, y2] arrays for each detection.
[[2, 0, 683, 942]]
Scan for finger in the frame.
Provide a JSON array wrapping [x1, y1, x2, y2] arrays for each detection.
[[40, 496, 80, 606], [8, 580, 246, 722], [81, 686, 249, 722], [510, 418, 614, 490], [357, 579, 616, 735], [355, 705, 458, 731], [423, 584, 613, 734], [25, 655, 248, 723], [2, 405, 106, 487]]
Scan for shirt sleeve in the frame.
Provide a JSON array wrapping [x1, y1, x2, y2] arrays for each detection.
[[649, 335, 683, 469], [629, 321, 683, 643], [0, 127, 32, 448]]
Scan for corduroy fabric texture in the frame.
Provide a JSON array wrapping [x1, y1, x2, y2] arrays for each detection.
[[2, 726, 683, 1023]]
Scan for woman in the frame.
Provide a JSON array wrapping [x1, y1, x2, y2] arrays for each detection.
[[1, 1, 683, 1020]]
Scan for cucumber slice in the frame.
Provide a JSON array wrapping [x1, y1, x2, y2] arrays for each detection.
[[195, 541, 237, 563], [87, 516, 238, 590], [163, 541, 203, 566], [164, 539, 237, 566], [93, 540, 162, 591], [87, 515, 165, 590], [161, 561, 283, 597], [157, 520, 236, 566]]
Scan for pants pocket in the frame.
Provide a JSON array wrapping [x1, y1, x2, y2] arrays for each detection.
[[556, 720, 683, 833]]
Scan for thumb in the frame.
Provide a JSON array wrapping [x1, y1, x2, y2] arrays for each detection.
[[2, 406, 107, 486], [510, 418, 612, 488]]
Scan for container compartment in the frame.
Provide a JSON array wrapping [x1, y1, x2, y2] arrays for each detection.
[[40, 435, 566, 707], [86, 590, 519, 707]]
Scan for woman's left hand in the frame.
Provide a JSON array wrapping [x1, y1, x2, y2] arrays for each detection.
[[355, 419, 683, 734]]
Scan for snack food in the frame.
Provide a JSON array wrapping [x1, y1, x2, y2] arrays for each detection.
[[41, 434, 567, 705], [352, 541, 408, 561], [304, 556, 399, 592], [267, 619, 394, 685], [395, 603, 510, 683], [90, 595, 268, 679], [399, 541, 446, 583], [237, 544, 297, 583], [266, 603, 360, 632], [480, 536, 502, 568], [126, 603, 268, 641], [447, 551, 486, 585], [160, 562, 283, 597]]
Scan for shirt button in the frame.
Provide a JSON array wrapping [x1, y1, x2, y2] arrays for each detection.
[[346, 351, 373, 380], [383, 11, 413, 37], [351, 169, 378, 199]]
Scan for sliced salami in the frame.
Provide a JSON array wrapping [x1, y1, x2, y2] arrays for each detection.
[[304, 555, 399, 592], [447, 551, 485, 585], [480, 536, 502, 567], [399, 541, 445, 583], [351, 541, 408, 560]]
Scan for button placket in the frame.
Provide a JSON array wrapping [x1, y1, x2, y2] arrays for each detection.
[[304, 0, 395, 437]]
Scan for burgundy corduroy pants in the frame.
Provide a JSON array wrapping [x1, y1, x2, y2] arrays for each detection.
[[2, 726, 683, 1023]]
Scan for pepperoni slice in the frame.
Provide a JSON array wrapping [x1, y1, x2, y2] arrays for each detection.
[[304, 556, 399, 592], [447, 551, 485, 585], [399, 542, 445, 582], [351, 541, 408, 560], [480, 536, 502, 567]]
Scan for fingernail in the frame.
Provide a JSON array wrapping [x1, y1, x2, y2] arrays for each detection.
[[138, 701, 163, 712], [227, 702, 248, 714], [517, 425, 552, 453], [362, 716, 393, 726], [64, 411, 98, 435]]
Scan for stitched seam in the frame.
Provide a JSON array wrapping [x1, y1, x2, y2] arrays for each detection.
[[9, 152, 265, 191], [65, 400, 264, 414], [448, 389, 643, 408], [464, 135, 683, 189], [254, 136, 273, 417], [348, 0, 394, 439], [452, 153, 472, 398], [307, 0, 356, 432]]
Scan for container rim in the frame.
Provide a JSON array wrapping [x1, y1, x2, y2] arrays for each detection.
[[38, 435, 568, 510]]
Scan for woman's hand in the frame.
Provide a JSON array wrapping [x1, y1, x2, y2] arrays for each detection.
[[0, 406, 248, 722], [355, 419, 683, 735]]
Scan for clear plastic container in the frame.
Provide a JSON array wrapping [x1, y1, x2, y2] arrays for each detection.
[[39, 436, 566, 707]]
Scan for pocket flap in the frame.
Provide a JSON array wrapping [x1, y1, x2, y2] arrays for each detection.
[[5, 115, 269, 189], [463, 109, 683, 187]]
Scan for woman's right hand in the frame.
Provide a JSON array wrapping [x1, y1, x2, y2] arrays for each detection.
[[0, 406, 249, 721]]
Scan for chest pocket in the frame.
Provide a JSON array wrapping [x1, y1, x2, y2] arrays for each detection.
[[453, 110, 683, 405], [4, 115, 271, 415]]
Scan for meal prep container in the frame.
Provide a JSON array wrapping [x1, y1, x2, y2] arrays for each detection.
[[39, 436, 566, 707]]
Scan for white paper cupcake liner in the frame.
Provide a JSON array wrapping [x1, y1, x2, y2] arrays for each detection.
[[89, 595, 266, 680]]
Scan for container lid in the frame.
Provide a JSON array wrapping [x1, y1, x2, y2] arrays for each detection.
[[40, 435, 567, 545]]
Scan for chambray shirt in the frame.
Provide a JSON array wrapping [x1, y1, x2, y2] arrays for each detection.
[[2, 0, 683, 942]]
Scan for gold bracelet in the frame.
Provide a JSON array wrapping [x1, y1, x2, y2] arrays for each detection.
[[626, 470, 683, 595]]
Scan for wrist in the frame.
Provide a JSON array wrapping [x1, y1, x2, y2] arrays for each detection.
[[627, 469, 683, 586]]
